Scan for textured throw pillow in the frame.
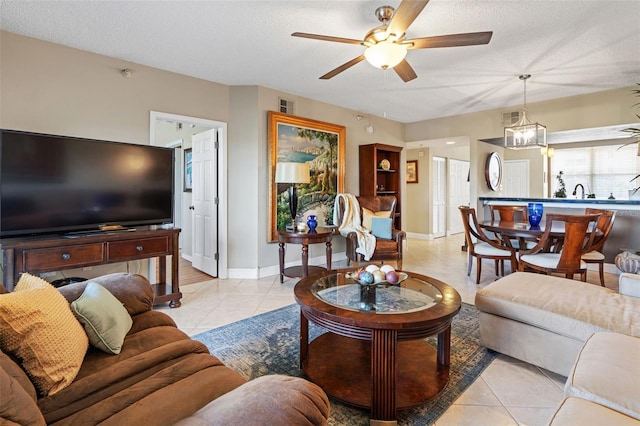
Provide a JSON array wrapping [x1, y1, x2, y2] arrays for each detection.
[[371, 217, 393, 239], [0, 273, 88, 396], [71, 281, 133, 354], [362, 208, 392, 230]]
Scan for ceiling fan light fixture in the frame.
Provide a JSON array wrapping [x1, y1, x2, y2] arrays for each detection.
[[364, 42, 407, 69]]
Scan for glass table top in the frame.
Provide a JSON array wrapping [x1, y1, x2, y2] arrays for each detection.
[[311, 272, 443, 314]]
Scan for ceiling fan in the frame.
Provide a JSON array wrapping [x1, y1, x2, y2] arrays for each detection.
[[292, 0, 493, 82]]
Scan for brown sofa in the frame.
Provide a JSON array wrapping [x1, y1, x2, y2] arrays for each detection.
[[0, 273, 330, 425]]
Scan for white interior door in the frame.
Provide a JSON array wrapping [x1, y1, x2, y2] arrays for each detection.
[[448, 159, 470, 235], [192, 129, 218, 276], [504, 160, 530, 197], [432, 157, 446, 238]]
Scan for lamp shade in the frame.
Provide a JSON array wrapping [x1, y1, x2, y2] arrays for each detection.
[[364, 42, 407, 69], [275, 162, 310, 184]]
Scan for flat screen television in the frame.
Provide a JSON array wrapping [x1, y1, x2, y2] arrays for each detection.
[[0, 129, 174, 238]]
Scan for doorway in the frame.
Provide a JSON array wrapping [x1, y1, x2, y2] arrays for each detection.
[[432, 157, 446, 238], [448, 159, 470, 235], [503, 160, 530, 197], [149, 111, 228, 279]]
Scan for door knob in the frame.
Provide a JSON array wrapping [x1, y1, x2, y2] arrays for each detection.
[[189, 205, 195, 210]]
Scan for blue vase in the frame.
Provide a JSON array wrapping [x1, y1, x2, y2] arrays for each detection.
[[306, 215, 318, 232], [528, 203, 543, 227]]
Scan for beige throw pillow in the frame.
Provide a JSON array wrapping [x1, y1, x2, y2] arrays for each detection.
[[362, 208, 392, 231], [0, 273, 88, 396]]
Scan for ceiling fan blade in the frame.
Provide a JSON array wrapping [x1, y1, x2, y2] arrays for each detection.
[[386, 0, 430, 39], [319, 55, 366, 80], [291, 32, 362, 45], [407, 31, 493, 49], [393, 60, 418, 82]]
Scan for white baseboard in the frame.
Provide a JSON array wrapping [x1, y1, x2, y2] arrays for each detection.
[[221, 253, 621, 280], [589, 262, 620, 275], [227, 253, 348, 280]]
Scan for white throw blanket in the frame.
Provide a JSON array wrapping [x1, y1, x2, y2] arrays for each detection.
[[333, 194, 376, 261]]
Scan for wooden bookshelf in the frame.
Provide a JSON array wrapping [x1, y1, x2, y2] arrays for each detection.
[[359, 143, 403, 229]]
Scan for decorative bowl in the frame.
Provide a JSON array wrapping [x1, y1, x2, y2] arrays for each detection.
[[346, 271, 408, 286]]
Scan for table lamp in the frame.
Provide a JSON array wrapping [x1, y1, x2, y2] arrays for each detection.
[[275, 162, 310, 230]]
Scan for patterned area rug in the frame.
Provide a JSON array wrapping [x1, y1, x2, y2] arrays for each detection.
[[193, 302, 498, 425]]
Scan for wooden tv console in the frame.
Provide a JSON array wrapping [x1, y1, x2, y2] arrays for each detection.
[[1, 227, 182, 308]]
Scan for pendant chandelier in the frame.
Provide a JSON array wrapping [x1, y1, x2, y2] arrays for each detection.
[[504, 74, 547, 149]]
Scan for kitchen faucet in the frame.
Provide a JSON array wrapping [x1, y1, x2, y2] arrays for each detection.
[[572, 183, 585, 199]]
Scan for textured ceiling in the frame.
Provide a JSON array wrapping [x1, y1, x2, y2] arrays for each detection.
[[1, 0, 639, 123]]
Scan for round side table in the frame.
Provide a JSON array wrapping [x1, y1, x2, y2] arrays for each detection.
[[277, 227, 334, 283]]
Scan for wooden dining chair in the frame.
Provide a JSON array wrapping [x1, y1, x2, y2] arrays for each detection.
[[489, 205, 528, 222], [488, 205, 536, 250], [459, 206, 518, 284], [518, 213, 601, 281], [581, 208, 616, 286]]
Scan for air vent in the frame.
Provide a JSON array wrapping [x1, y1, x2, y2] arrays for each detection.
[[279, 98, 294, 114], [502, 111, 521, 126]]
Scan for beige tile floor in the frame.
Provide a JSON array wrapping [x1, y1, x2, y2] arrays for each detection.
[[156, 235, 620, 426]]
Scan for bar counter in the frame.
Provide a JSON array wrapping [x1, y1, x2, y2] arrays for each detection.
[[479, 197, 640, 265]]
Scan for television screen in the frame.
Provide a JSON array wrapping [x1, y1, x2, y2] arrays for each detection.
[[0, 129, 174, 237]]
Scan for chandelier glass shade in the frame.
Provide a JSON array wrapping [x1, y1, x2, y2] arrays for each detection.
[[364, 42, 408, 69], [504, 75, 547, 149]]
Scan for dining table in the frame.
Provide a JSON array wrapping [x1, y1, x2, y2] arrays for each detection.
[[480, 220, 566, 253], [480, 219, 601, 253]]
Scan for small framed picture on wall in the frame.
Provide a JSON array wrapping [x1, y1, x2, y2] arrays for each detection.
[[407, 160, 418, 183]]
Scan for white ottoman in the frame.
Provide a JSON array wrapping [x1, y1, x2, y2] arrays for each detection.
[[564, 332, 640, 420], [475, 272, 640, 376]]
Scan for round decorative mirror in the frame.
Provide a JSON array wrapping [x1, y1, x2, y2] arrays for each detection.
[[485, 152, 502, 191]]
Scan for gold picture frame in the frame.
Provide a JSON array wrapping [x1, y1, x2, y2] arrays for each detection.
[[268, 111, 345, 242], [407, 160, 418, 183]]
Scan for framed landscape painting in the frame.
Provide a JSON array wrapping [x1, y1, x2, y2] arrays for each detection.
[[268, 111, 345, 242]]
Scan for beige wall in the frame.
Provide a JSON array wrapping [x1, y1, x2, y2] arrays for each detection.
[[0, 32, 229, 142], [405, 87, 638, 220], [0, 31, 230, 280], [1, 30, 636, 276], [255, 86, 405, 271], [0, 31, 405, 277], [405, 149, 429, 235]]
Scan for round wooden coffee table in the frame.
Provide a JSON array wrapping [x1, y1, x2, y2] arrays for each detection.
[[294, 270, 461, 423]]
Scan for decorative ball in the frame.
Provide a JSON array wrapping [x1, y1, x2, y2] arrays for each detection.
[[380, 265, 395, 274], [372, 270, 386, 283], [359, 271, 374, 284], [365, 264, 380, 273], [615, 251, 640, 274], [386, 271, 399, 284]]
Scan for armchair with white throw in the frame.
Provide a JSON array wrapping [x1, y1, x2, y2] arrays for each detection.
[[334, 194, 405, 269]]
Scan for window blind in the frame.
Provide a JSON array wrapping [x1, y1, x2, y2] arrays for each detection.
[[551, 144, 639, 199]]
